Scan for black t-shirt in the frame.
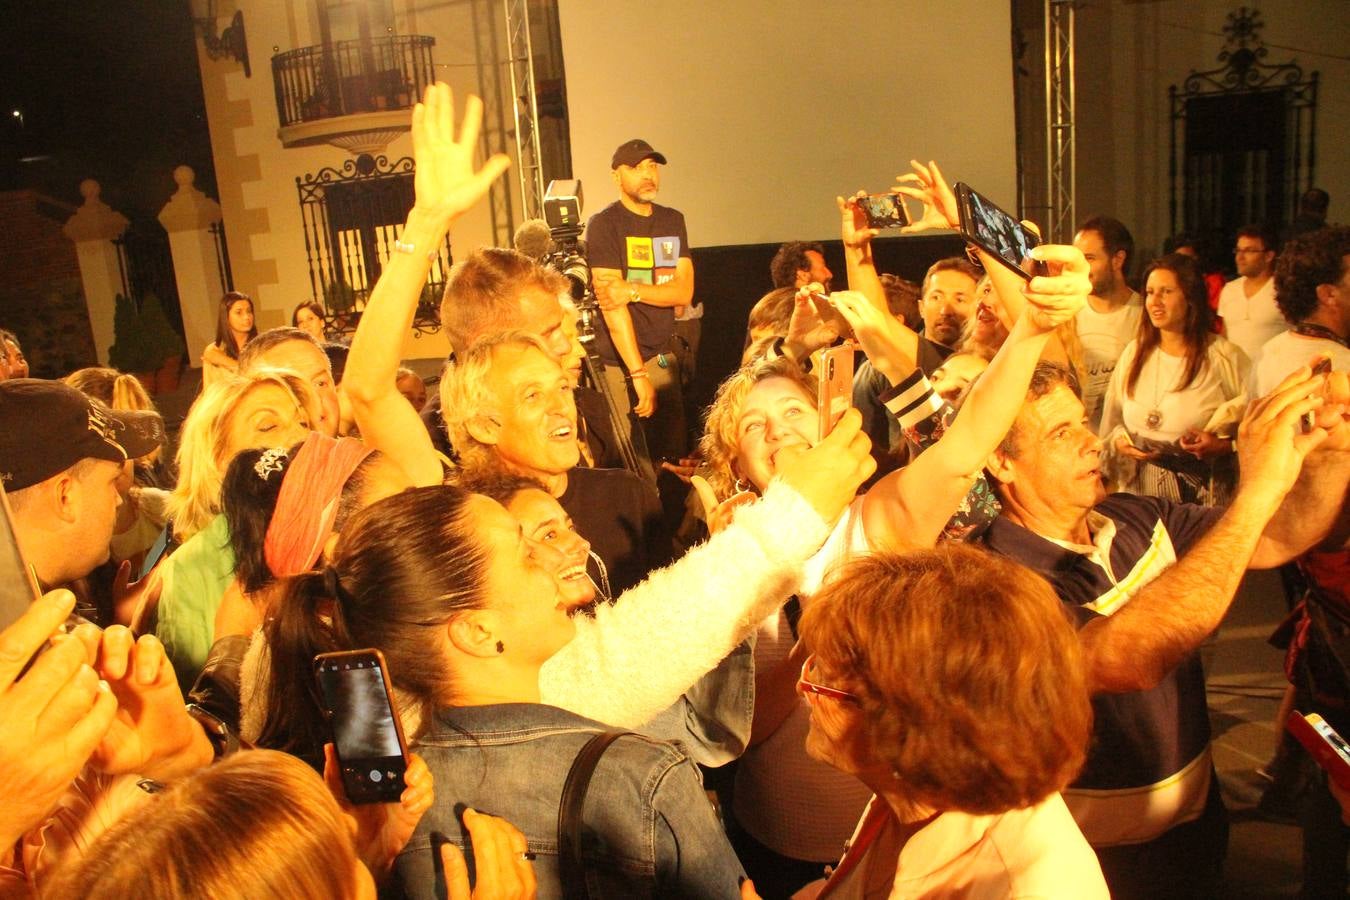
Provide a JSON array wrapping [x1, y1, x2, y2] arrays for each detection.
[[558, 465, 672, 597], [584, 201, 690, 366]]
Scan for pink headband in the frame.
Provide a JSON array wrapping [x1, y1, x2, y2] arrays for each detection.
[[263, 433, 374, 578]]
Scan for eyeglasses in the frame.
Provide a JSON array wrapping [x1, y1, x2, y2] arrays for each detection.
[[1233, 247, 1268, 255], [797, 653, 860, 705]]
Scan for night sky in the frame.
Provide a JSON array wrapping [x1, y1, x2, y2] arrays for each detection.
[[0, 0, 217, 221]]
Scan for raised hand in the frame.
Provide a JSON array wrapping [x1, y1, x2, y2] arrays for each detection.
[[836, 191, 880, 249], [786, 284, 840, 353], [324, 743, 436, 879], [1236, 365, 1330, 509], [0, 589, 117, 850], [1309, 367, 1350, 453], [829, 291, 912, 381], [1018, 244, 1090, 332], [411, 83, 512, 230], [894, 159, 960, 232], [773, 408, 876, 526], [89, 627, 211, 782]]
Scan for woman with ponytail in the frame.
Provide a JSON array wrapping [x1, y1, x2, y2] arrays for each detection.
[[259, 484, 747, 897]]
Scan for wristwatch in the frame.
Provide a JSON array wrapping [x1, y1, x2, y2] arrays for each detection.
[[628, 286, 642, 305]]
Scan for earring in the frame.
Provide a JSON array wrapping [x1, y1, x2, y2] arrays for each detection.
[[496, 640, 505, 654], [733, 477, 751, 494]]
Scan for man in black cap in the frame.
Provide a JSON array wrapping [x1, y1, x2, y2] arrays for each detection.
[[586, 138, 696, 466], [0, 379, 164, 587]]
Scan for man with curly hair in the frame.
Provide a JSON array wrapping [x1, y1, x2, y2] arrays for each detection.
[[1252, 225, 1350, 396], [769, 240, 832, 291]]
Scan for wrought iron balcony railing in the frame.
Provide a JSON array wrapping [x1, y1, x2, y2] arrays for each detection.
[[272, 35, 436, 129]]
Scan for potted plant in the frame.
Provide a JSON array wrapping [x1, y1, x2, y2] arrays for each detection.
[[140, 293, 186, 394], [107, 293, 156, 390]]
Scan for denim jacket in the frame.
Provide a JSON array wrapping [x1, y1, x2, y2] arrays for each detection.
[[396, 703, 744, 899]]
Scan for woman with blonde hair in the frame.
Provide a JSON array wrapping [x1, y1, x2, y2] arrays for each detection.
[[790, 545, 1104, 898], [154, 370, 319, 689], [41, 748, 517, 900]]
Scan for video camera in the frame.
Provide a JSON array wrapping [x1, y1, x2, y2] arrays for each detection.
[[542, 179, 598, 335]]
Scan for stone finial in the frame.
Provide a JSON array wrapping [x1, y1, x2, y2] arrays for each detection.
[[63, 179, 130, 242], [158, 165, 222, 232]]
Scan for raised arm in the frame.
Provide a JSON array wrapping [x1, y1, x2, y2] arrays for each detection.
[[345, 84, 510, 486], [847, 245, 1090, 550], [1082, 369, 1329, 694], [1250, 367, 1350, 566], [540, 411, 875, 727]]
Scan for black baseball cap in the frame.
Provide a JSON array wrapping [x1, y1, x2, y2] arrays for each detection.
[[611, 139, 667, 170], [0, 379, 165, 491]]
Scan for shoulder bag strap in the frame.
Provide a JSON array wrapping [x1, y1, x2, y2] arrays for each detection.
[[558, 730, 630, 899]]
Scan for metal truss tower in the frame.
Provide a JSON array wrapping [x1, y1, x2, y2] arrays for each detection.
[[1044, 0, 1077, 242], [503, 0, 545, 222], [470, 0, 512, 247]]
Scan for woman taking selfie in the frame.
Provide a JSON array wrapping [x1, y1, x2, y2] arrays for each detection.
[[263, 485, 747, 897]]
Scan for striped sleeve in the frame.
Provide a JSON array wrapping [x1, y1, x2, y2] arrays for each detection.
[[878, 370, 949, 448]]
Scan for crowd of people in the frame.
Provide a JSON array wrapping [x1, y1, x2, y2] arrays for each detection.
[[1, 83, 1347, 899]]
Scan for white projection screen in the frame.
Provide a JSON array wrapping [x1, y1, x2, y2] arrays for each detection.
[[559, 0, 1018, 249]]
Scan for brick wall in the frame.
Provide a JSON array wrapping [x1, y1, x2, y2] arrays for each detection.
[[0, 191, 99, 377]]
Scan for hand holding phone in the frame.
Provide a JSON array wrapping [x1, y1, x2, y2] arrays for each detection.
[[954, 182, 1044, 280], [1288, 711, 1350, 790], [0, 588, 119, 849], [315, 649, 410, 804], [856, 193, 910, 230], [817, 343, 856, 442]]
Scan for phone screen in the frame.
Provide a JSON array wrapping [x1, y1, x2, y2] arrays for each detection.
[[957, 184, 1041, 280], [316, 650, 408, 804], [858, 193, 909, 229]]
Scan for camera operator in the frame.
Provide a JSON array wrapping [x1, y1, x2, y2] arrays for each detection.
[[586, 139, 696, 466]]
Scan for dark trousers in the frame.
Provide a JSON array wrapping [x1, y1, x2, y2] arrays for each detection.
[[1093, 775, 1229, 900], [724, 817, 832, 900], [1300, 768, 1350, 898]]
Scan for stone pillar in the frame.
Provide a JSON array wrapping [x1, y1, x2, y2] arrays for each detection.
[[158, 166, 225, 363], [62, 180, 129, 366]]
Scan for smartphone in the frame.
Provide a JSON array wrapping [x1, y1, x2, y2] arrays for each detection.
[[0, 484, 43, 634], [138, 524, 172, 582], [1303, 357, 1334, 434], [315, 649, 410, 804], [857, 193, 910, 230], [1288, 711, 1350, 788], [954, 183, 1044, 281], [817, 343, 856, 441]]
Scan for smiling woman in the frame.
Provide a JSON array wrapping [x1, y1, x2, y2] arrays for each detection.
[[252, 484, 747, 898]]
